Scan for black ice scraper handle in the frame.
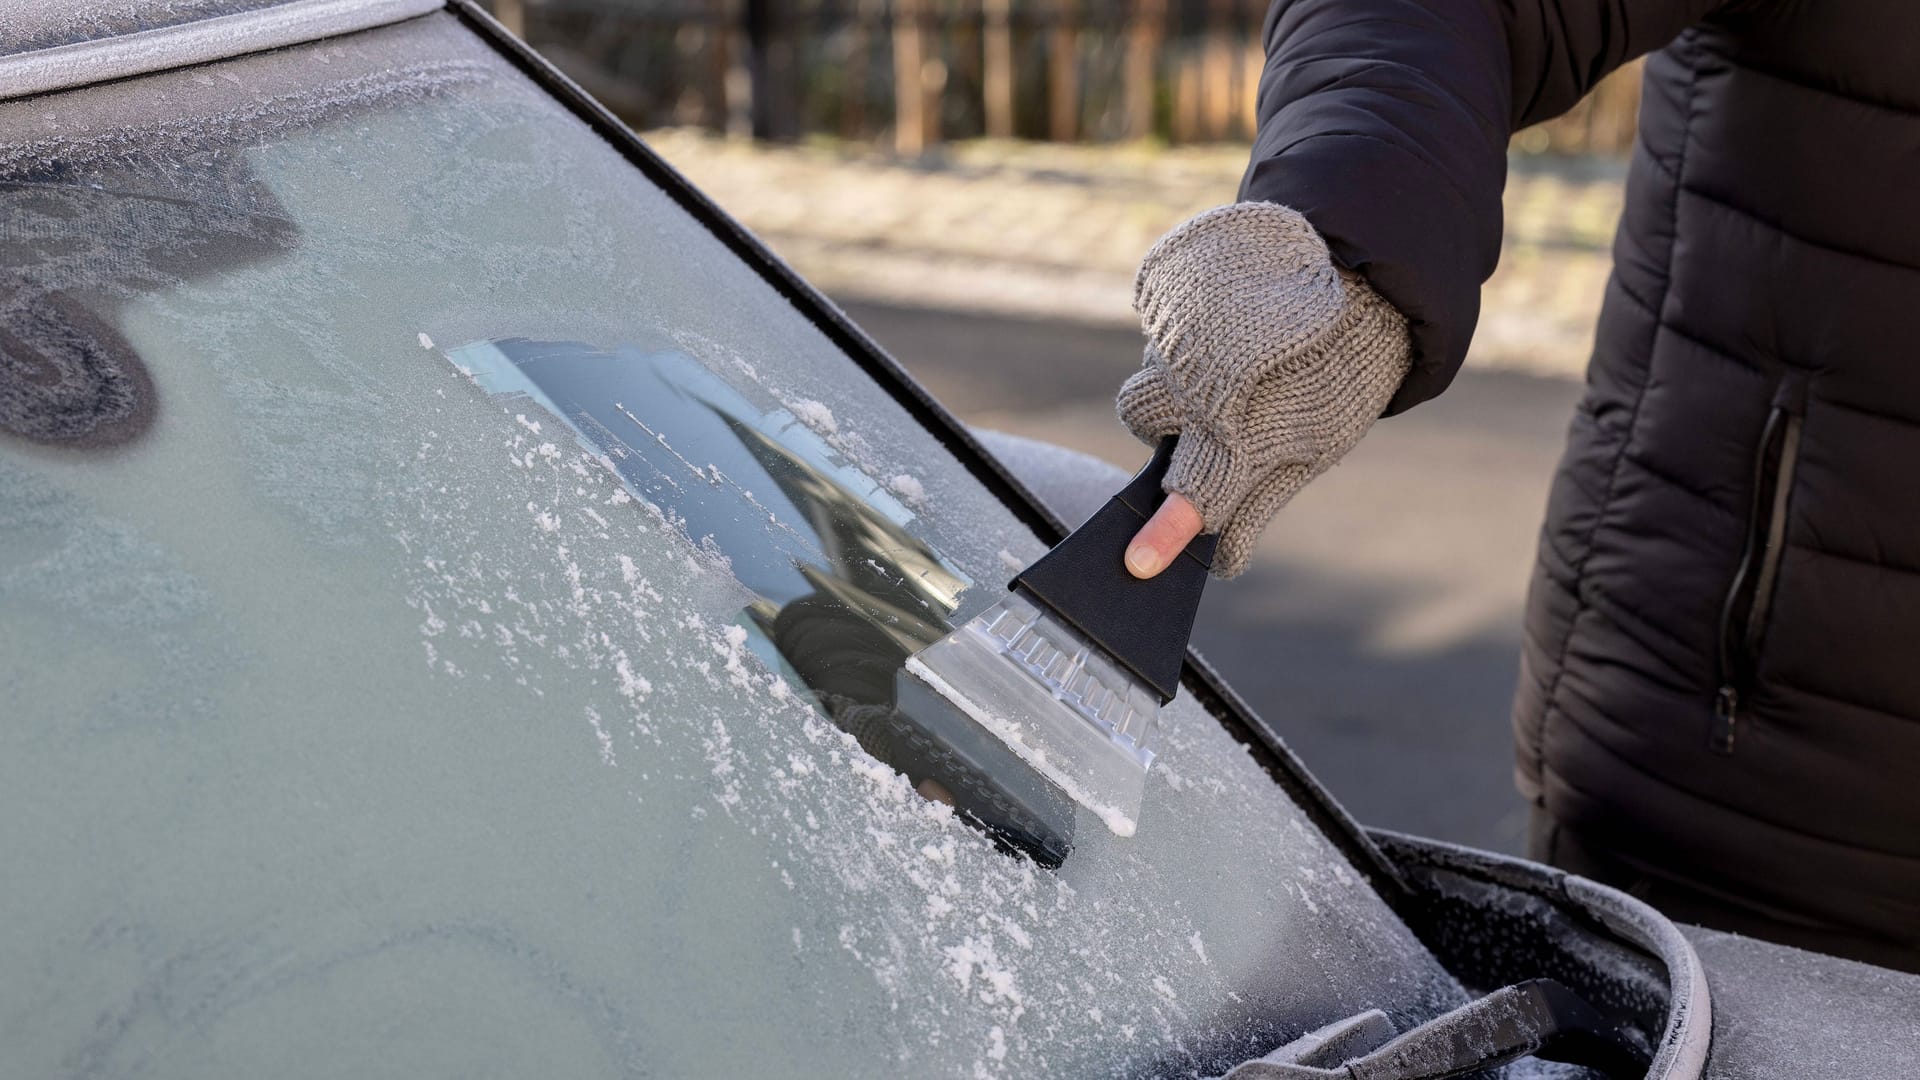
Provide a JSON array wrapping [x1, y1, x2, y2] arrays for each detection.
[[1010, 437, 1216, 705]]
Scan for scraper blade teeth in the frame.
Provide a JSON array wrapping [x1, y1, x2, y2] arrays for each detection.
[[966, 592, 1158, 763], [904, 589, 1161, 835]]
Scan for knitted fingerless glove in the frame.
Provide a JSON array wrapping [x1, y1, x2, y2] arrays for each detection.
[[1116, 203, 1412, 577]]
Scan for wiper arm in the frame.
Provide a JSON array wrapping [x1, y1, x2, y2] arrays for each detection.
[[1223, 978, 1646, 1079]]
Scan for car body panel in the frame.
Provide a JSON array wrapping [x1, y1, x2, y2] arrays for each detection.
[[1683, 928, 1920, 1077]]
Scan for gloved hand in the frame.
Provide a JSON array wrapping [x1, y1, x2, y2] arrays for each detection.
[[1116, 202, 1412, 578]]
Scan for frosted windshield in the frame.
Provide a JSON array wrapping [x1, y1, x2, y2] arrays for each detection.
[[0, 14, 1461, 1078]]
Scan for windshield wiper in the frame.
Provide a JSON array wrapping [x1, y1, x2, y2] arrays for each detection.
[[1222, 978, 1646, 1079]]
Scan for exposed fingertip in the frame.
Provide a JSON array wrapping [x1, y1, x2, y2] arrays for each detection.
[[1125, 541, 1166, 579]]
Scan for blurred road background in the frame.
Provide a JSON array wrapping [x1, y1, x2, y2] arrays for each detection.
[[485, 1, 1635, 854]]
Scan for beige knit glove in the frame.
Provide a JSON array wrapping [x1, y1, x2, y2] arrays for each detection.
[[1117, 203, 1412, 577]]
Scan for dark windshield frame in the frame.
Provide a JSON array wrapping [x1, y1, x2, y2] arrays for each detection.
[[436, 0, 1411, 908]]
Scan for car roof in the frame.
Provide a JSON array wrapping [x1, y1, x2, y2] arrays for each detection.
[[0, 0, 439, 101]]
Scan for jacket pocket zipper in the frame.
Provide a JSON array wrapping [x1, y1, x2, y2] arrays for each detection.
[[1711, 399, 1803, 755]]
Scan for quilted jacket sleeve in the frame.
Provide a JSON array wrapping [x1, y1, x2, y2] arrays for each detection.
[[1241, 0, 1738, 413]]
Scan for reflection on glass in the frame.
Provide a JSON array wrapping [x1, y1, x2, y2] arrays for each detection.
[[0, 179, 292, 449], [451, 338, 1077, 864]]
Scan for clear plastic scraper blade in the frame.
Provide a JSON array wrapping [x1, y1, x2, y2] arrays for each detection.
[[905, 590, 1162, 836]]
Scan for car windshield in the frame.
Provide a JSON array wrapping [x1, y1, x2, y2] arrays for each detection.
[[0, 13, 1461, 1077]]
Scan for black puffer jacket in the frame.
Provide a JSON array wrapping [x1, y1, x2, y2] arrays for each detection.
[[1242, 0, 1920, 963]]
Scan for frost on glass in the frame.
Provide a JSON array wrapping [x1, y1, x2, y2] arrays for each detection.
[[0, 15, 1462, 1078]]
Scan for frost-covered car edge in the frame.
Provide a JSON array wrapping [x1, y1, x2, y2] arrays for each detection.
[[1373, 833, 1920, 1078]]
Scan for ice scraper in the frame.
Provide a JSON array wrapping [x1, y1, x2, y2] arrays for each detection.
[[904, 437, 1214, 837]]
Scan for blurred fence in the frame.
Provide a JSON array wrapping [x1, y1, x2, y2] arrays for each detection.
[[487, 0, 1641, 154]]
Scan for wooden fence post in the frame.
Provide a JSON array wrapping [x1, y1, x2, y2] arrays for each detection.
[[1202, 0, 1233, 139], [893, 0, 927, 153], [744, 0, 769, 136], [745, 0, 791, 139], [1241, 0, 1264, 140], [704, 0, 733, 132], [1124, 0, 1165, 140], [843, 0, 868, 138], [1240, 37, 1262, 137], [983, 0, 1015, 138], [1048, 0, 1079, 141], [1172, 47, 1200, 144]]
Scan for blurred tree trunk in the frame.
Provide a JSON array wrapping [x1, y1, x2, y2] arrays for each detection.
[[704, 0, 733, 132], [843, 0, 875, 137], [1202, 0, 1233, 138], [983, 0, 1014, 137], [1239, 25, 1262, 139], [893, 0, 927, 152], [1124, 0, 1165, 140], [1171, 48, 1199, 142], [1048, 0, 1079, 140], [744, 0, 779, 138]]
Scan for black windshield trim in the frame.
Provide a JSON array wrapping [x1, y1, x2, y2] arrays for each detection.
[[447, 0, 1409, 907]]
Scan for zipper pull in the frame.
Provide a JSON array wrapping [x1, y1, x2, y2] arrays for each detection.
[[1710, 686, 1739, 755]]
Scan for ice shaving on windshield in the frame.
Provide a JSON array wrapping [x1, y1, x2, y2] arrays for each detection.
[[437, 334, 1128, 864], [906, 437, 1219, 841]]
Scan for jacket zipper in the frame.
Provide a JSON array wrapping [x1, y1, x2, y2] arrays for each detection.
[[1711, 391, 1804, 755]]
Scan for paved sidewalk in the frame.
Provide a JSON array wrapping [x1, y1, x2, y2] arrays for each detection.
[[643, 130, 1626, 379]]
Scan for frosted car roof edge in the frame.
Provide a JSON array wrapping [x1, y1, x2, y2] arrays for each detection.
[[0, 0, 444, 102]]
